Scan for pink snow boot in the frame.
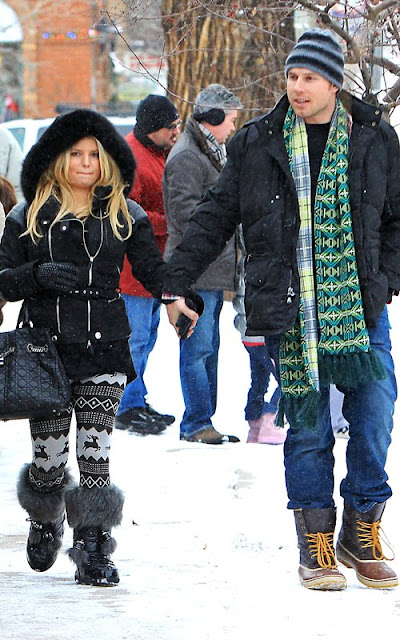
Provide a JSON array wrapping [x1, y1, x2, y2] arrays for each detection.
[[246, 418, 262, 443], [257, 412, 286, 445]]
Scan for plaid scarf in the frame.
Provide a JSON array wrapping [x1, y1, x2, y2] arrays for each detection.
[[278, 100, 385, 430], [198, 122, 227, 167]]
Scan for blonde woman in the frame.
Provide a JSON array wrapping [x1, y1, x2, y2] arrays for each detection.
[[0, 110, 198, 587]]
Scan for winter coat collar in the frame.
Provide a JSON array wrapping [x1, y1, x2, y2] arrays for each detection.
[[134, 124, 168, 157], [244, 91, 382, 134]]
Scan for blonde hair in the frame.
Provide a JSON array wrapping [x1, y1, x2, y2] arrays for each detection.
[[25, 137, 132, 241]]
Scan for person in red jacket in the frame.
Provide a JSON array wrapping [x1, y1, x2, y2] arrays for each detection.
[[115, 94, 181, 435]]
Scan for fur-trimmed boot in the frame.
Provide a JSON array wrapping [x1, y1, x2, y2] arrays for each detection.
[[294, 508, 347, 591], [17, 464, 74, 572], [65, 485, 124, 587], [336, 502, 398, 588]]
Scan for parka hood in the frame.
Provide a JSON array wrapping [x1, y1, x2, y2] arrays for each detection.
[[21, 109, 136, 204]]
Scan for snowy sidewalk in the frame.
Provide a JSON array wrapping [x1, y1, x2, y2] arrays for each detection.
[[1, 303, 400, 639]]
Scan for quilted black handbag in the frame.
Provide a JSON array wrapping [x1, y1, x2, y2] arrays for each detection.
[[0, 318, 71, 421]]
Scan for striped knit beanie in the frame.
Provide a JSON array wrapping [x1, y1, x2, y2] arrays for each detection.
[[285, 28, 344, 89]]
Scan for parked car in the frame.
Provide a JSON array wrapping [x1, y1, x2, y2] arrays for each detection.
[[0, 115, 135, 157]]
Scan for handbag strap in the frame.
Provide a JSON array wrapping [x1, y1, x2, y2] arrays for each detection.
[[17, 303, 33, 329]]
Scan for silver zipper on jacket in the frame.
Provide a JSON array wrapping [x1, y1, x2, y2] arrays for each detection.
[[84, 214, 104, 347], [87, 300, 91, 347], [47, 211, 105, 345], [56, 296, 61, 333]]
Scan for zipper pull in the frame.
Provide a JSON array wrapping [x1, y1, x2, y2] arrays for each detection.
[[286, 286, 295, 304]]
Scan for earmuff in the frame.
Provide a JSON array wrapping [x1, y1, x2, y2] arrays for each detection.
[[194, 108, 226, 126]]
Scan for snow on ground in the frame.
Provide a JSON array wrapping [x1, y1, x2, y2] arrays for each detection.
[[1, 301, 400, 640]]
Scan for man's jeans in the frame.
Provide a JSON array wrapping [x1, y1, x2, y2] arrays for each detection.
[[180, 289, 224, 438], [117, 294, 161, 415], [244, 343, 281, 420], [284, 307, 397, 512]]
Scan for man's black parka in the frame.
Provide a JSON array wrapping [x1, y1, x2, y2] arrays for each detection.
[[164, 92, 400, 336]]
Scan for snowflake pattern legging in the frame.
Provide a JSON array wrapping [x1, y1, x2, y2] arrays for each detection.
[[28, 373, 126, 492]]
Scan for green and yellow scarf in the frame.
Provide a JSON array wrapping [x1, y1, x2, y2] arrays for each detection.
[[278, 100, 385, 430]]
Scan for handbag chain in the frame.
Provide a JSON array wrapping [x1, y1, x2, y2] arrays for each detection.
[[0, 346, 15, 366]]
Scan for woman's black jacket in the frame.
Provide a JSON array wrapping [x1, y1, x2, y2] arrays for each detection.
[[164, 92, 400, 335], [0, 197, 165, 378]]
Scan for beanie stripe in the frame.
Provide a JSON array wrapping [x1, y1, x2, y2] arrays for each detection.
[[285, 29, 344, 89]]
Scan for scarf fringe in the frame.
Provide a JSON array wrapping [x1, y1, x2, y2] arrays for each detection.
[[318, 349, 386, 387], [277, 350, 386, 431], [276, 390, 320, 432]]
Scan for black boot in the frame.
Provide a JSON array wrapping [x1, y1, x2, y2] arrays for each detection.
[[26, 516, 65, 572], [337, 502, 398, 588], [65, 484, 124, 587], [294, 507, 347, 591], [17, 464, 74, 572], [69, 527, 119, 586]]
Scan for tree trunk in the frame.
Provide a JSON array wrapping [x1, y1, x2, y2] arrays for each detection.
[[161, 0, 295, 124]]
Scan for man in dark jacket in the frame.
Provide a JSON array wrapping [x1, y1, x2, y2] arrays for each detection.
[[163, 84, 241, 444], [115, 95, 181, 435], [163, 29, 400, 591]]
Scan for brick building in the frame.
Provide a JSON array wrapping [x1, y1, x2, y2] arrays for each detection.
[[3, 0, 112, 118]]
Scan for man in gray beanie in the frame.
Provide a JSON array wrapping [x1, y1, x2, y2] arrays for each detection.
[[163, 29, 400, 591], [163, 84, 242, 444]]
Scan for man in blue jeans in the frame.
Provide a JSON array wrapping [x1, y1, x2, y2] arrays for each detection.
[[164, 30, 400, 590], [163, 84, 242, 444]]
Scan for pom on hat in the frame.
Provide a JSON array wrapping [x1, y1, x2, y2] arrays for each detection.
[[136, 95, 179, 134], [285, 28, 344, 89]]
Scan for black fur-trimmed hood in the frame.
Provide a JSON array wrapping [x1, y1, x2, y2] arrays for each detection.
[[21, 109, 136, 204]]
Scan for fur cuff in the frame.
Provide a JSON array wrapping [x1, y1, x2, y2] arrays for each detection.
[[17, 464, 74, 522], [65, 485, 124, 530]]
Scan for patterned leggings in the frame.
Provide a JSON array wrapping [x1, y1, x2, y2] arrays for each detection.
[[28, 373, 126, 492]]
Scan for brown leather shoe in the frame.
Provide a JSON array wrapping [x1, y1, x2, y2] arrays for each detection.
[[294, 509, 347, 591], [183, 427, 240, 444], [337, 503, 398, 589]]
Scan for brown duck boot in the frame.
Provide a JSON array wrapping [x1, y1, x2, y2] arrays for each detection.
[[336, 503, 398, 589], [294, 508, 347, 591]]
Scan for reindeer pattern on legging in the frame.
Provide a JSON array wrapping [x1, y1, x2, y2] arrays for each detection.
[[29, 373, 126, 491]]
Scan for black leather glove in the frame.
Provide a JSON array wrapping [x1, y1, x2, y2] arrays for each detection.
[[34, 262, 80, 294], [386, 288, 399, 304]]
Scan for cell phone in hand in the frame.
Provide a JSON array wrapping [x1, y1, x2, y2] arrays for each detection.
[[175, 313, 192, 340]]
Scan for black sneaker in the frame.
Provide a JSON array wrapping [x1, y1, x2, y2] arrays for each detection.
[[144, 403, 175, 426], [114, 408, 166, 435]]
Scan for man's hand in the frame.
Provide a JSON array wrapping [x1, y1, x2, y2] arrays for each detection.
[[166, 297, 199, 339]]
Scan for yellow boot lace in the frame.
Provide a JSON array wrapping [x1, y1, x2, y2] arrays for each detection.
[[306, 531, 337, 569], [357, 519, 395, 561]]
